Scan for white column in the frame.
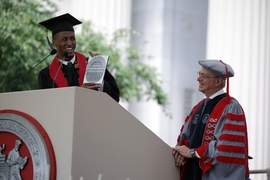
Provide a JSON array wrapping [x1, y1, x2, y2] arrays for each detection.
[[129, 0, 165, 138], [130, 0, 209, 145], [207, 0, 270, 179]]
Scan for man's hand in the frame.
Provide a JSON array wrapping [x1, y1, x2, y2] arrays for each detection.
[[82, 83, 102, 90], [89, 51, 99, 57], [172, 146, 186, 166], [172, 145, 193, 159]]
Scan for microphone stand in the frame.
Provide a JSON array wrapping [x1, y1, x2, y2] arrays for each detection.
[[9, 49, 57, 92]]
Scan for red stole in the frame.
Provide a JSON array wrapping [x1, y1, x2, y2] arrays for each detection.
[[197, 97, 233, 174], [49, 52, 87, 87], [201, 97, 232, 146]]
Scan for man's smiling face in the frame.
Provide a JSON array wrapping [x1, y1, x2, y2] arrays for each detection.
[[53, 31, 76, 61]]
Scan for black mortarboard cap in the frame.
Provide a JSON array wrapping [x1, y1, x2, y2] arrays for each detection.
[[39, 13, 82, 37]]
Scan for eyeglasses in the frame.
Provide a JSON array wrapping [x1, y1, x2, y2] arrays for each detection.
[[197, 72, 217, 79]]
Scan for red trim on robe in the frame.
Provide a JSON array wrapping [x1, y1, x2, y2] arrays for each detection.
[[216, 156, 246, 164], [177, 135, 180, 143], [177, 101, 202, 144], [49, 52, 87, 87], [177, 100, 203, 179], [219, 134, 245, 142], [217, 144, 245, 154], [180, 125, 184, 133], [196, 145, 213, 173], [225, 113, 245, 121], [184, 115, 190, 122], [222, 123, 246, 132], [198, 97, 233, 174], [179, 140, 189, 180]]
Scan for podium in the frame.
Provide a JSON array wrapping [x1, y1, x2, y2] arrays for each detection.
[[0, 87, 179, 180]]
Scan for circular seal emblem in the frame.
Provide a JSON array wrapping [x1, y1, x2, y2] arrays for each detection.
[[192, 114, 200, 124], [0, 109, 56, 180], [202, 114, 210, 124]]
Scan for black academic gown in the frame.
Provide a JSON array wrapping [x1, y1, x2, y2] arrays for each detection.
[[38, 62, 120, 103]]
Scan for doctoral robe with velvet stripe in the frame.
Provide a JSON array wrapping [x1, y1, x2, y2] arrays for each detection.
[[177, 93, 249, 180]]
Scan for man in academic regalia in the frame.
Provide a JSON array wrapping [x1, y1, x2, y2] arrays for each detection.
[[38, 13, 120, 102], [172, 60, 250, 180]]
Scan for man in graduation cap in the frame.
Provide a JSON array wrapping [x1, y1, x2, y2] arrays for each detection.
[[38, 13, 120, 102], [172, 60, 250, 180]]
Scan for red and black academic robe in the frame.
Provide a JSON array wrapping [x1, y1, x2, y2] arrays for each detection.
[[177, 93, 249, 180], [38, 52, 120, 102]]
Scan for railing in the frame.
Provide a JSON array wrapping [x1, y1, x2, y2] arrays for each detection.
[[250, 168, 270, 180]]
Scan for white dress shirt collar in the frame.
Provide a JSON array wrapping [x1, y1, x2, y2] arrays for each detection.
[[59, 55, 75, 65], [208, 89, 225, 99]]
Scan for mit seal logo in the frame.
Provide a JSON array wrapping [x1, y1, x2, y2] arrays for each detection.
[[0, 110, 56, 180]]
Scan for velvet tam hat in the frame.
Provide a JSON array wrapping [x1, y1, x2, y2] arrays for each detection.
[[39, 13, 82, 37], [198, 59, 234, 78]]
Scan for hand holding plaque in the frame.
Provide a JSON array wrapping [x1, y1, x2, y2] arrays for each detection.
[[83, 55, 109, 85]]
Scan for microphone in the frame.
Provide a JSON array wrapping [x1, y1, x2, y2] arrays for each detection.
[[52, 51, 68, 88], [9, 49, 57, 92]]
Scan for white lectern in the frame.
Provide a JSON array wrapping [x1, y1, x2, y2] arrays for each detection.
[[0, 87, 179, 180]]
